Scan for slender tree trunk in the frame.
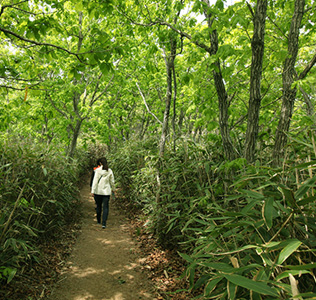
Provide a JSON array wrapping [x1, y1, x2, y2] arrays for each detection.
[[212, 52, 237, 160], [202, 0, 237, 160], [139, 116, 150, 140], [300, 87, 314, 117], [172, 63, 177, 152], [159, 38, 176, 157], [159, 56, 173, 156], [273, 0, 305, 165], [68, 12, 84, 158], [244, 0, 268, 162], [178, 107, 185, 130], [107, 114, 112, 152], [68, 119, 83, 158]]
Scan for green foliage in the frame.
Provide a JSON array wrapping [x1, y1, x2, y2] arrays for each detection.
[[178, 161, 316, 299], [0, 137, 86, 284], [111, 135, 316, 298], [112, 137, 227, 247], [1, 0, 316, 296], [110, 137, 159, 207]]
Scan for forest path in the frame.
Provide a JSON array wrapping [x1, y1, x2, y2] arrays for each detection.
[[47, 176, 156, 300]]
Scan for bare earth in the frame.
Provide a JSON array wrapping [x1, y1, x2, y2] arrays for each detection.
[[47, 178, 156, 300]]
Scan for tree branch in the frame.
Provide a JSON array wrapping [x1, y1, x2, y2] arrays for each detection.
[[0, 1, 29, 17], [114, 6, 212, 54], [159, 20, 213, 53], [298, 52, 316, 80], [89, 74, 115, 106], [246, 1, 255, 19], [0, 26, 86, 63], [136, 82, 162, 125], [267, 15, 288, 39], [47, 93, 69, 119]]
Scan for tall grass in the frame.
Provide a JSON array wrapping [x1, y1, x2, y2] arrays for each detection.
[[0, 137, 87, 285], [111, 136, 316, 299]]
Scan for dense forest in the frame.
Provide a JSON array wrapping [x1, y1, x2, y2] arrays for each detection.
[[1, 0, 316, 299]]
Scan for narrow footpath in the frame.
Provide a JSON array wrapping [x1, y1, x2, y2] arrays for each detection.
[[47, 177, 157, 300]]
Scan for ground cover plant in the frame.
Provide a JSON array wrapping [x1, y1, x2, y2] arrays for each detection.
[[110, 135, 316, 299], [0, 137, 89, 296]]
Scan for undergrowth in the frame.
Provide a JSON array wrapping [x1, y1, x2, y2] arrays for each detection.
[[110, 136, 316, 299], [0, 137, 91, 293]]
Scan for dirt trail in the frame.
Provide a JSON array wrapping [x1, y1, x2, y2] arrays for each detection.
[[47, 177, 156, 300]]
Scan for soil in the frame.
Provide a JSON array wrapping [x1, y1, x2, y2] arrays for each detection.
[[46, 177, 157, 300], [2, 176, 197, 300]]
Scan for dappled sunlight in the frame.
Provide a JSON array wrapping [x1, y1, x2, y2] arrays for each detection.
[[110, 293, 124, 300], [126, 274, 135, 280], [124, 262, 138, 270], [70, 266, 104, 278], [96, 237, 132, 244], [109, 269, 122, 275], [46, 178, 156, 300], [72, 291, 126, 300], [73, 291, 93, 300], [97, 239, 115, 246]]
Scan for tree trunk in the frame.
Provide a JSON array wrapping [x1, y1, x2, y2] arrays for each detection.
[[273, 0, 305, 165], [300, 87, 314, 117], [244, 0, 268, 162], [212, 50, 237, 160], [68, 12, 84, 158], [178, 107, 185, 131], [68, 119, 83, 158], [159, 38, 176, 157], [159, 56, 173, 156], [203, 0, 237, 160], [172, 62, 177, 152]]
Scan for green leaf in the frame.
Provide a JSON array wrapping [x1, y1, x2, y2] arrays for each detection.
[[42, 167, 48, 176], [7, 268, 17, 283], [215, 0, 224, 10], [262, 197, 274, 230], [286, 264, 316, 270], [277, 239, 302, 265], [188, 263, 197, 286], [201, 262, 234, 273], [278, 186, 296, 208], [204, 276, 223, 296], [241, 200, 259, 214], [178, 252, 195, 263], [224, 274, 278, 297], [275, 270, 310, 281], [243, 189, 265, 200], [295, 177, 316, 199], [99, 62, 111, 75], [193, 274, 211, 290], [297, 195, 316, 206], [228, 280, 237, 300]]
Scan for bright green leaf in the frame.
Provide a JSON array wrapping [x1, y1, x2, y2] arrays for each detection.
[[277, 240, 302, 265], [262, 197, 274, 230], [224, 274, 278, 296]]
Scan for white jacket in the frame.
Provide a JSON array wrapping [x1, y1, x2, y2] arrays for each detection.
[[91, 167, 115, 196]]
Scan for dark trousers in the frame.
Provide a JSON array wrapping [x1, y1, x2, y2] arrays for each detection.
[[94, 194, 110, 226]]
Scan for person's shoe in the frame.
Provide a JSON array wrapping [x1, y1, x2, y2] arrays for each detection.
[[102, 225, 106, 229]]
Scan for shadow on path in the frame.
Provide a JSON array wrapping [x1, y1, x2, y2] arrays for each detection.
[[47, 177, 156, 300]]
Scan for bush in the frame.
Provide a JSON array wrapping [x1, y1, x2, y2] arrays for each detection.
[[0, 137, 86, 285], [111, 136, 316, 298]]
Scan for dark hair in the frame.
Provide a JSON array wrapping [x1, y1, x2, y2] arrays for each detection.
[[99, 157, 109, 171], [96, 158, 102, 166]]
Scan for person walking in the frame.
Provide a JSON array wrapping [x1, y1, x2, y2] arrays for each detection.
[[91, 157, 115, 229], [90, 158, 102, 187], [90, 159, 102, 212]]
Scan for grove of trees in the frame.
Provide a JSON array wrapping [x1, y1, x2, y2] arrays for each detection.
[[1, 0, 316, 299]]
